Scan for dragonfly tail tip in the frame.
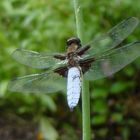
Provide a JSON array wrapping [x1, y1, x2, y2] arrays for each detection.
[[69, 106, 75, 112]]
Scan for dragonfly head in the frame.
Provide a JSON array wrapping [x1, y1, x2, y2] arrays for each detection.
[[66, 37, 81, 53]]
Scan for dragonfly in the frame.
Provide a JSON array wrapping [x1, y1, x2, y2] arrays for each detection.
[[8, 17, 140, 110]]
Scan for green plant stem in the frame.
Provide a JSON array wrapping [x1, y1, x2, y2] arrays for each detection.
[[73, 0, 83, 39], [73, 0, 91, 140], [82, 79, 90, 140]]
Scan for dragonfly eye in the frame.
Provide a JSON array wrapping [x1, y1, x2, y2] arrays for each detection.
[[66, 37, 81, 48]]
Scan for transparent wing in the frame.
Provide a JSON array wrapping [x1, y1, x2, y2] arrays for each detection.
[[84, 42, 140, 81], [8, 72, 66, 93], [12, 48, 67, 69], [85, 17, 139, 56]]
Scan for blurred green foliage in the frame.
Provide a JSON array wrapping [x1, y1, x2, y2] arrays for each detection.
[[0, 0, 140, 140]]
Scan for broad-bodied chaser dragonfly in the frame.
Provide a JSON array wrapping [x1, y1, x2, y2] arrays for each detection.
[[8, 17, 140, 110]]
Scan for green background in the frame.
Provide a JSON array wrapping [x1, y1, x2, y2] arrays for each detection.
[[0, 0, 140, 140]]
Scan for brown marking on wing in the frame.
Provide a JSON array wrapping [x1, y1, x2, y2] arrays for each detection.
[[79, 57, 95, 73], [54, 66, 68, 77]]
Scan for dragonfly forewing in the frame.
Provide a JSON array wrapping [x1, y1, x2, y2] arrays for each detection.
[[8, 72, 66, 93], [84, 41, 140, 80], [85, 17, 139, 56], [12, 48, 66, 69]]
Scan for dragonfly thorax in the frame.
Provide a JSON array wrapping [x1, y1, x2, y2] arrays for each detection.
[[66, 37, 82, 68], [67, 52, 80, 67]]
